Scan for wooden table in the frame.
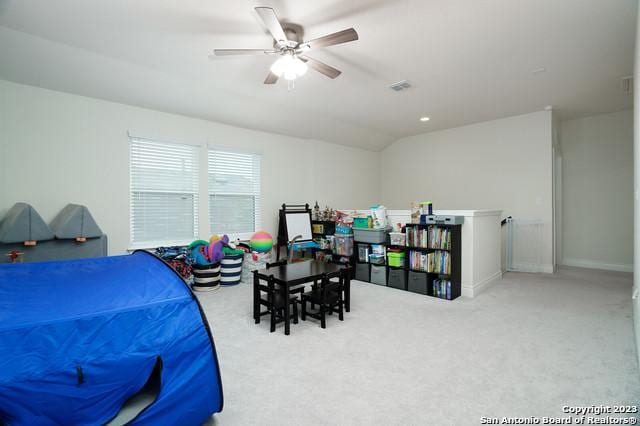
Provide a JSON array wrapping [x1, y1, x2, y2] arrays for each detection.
[[253, 260, 351, 335]]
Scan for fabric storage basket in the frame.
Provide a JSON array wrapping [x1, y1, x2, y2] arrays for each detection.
[[192, 263, 221, 291], [220, 252, 244, 286]]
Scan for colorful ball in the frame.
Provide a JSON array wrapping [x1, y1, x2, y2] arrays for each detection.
[[250, 231, 273, 253]]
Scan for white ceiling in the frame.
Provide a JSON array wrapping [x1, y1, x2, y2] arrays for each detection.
[[0, 0, 636, 150]]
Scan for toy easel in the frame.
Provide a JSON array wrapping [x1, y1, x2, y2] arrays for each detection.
[[276, 203, 314, 261]]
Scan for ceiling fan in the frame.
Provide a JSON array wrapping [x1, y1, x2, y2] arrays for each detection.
[[212, 7, 359, 84]]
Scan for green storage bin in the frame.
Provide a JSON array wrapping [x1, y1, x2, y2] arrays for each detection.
[[387, 252, 405, 268], [353, 217, 370, 228]]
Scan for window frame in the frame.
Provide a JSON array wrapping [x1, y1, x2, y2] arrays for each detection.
[[207, 147, 262, 241], [129, 136, 200, 249]]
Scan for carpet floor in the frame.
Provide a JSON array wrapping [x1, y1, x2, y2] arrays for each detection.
[[195, 267, 639, 425]]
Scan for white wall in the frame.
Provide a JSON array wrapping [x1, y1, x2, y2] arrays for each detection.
[[560, 110, 634, 272], [380, 111, 554, 271], [632, 2, 640, 371], [0, 80, 380, 255]]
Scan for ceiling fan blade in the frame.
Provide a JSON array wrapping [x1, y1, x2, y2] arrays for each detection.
[[212, 49, 276, 56], [299, 28, 358, 51], [300, 56, 342, 79], [255, 7, 288, 45], [264, 71, 279, 84]]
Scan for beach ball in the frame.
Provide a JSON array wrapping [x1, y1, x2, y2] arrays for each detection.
[[250, 231, 273, 253]]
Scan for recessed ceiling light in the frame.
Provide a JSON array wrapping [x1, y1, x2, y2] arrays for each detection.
[[531, 67, 547, 75], [420, 116, 430, 122]]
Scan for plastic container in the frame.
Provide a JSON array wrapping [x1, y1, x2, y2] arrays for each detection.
[[353, 217, 370, 228], [353, 226, 390, 244], [387, 251, 406, 268], [333, 234, 353, 256], [389, 232, 406, 246], [368, 254, 385, 265], [420, 215, 464, 225], [358, 244, 370, 262]]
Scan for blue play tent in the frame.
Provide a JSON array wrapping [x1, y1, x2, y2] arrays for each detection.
[[0, 251, 223, 425]]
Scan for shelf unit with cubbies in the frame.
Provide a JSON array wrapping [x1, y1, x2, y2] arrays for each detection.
[[402, 223, 462, 300]]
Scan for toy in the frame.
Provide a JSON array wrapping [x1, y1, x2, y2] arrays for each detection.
[[188, 240, 209, 250], [250, 231, 273, 253], [5, 250, 24, 263], [207, 235, 228, 264], [312, 201, 321, 221], [209, 234, 221, 244], [0, 251, 223, 423]]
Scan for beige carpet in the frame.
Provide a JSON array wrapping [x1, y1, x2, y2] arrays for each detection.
[[194, 267, 639, 425]]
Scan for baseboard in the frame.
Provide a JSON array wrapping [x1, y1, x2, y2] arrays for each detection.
[[509, 262, 554, 274], [561, 258, 633, 273], [462, 270, 503, 298]]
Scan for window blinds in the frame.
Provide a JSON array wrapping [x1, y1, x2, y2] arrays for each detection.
[[208, 149, 261, 237], [130, 138, 199, 245]]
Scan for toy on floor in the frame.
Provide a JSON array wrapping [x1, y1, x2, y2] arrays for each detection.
[[0, 251, 223, 424], [250, 231, 273, 253], [5, 250, 24, 263]]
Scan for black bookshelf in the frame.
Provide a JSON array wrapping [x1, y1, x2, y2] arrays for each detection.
[[402, 223, 462, 300], [311, 220, 355, 276], [351, 223, 462, 301]]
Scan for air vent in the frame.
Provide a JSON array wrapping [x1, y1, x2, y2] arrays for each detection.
[[389, 80, 411, 92], [621, 76, 633, 95]]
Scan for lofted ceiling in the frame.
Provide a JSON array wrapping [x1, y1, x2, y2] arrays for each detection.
[[0, 0, 636, 150]]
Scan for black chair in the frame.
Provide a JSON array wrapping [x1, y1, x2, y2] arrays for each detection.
[[301, 270, 345, 329], [266, 260, 306, 299], [255, 274, 299, 333]]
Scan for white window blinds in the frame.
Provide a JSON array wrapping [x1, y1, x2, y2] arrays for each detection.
[[130, 138, 199, 246], [208, 149, 261, 237]]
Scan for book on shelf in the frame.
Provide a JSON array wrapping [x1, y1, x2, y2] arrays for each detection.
[[409, 250, 428, 271], [426, 250, 451, 274], [428, 227, 451, 250], [406, 226, 429, 248], [409, 250, 451, 274], [432, 279, 452, 300]]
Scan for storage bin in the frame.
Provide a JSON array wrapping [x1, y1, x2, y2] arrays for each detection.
[[353, 227, 391, 244], [387, 251, 405, 268], [220, 252, 243, 286], [370, 264, 387, 286], [387, 267, 406, 290], [357, 244, 370, 262], [420, 215, 464, 225], [389, 232, 406, 246], [192, 263, 221, 291], [407, 270, 428, 295], [333, 234, 353, 256], [353, 217, 370, 228], [240, 251, 272, 283], [368, 254, 385, 265], [355, 263, 370, 282]]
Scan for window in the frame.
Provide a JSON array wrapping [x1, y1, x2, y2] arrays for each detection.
[[130, 138, 199, 246], [208, 149, 261, 238]]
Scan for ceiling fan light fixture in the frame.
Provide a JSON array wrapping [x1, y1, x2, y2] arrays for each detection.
[[270, 54, 308, 80]]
